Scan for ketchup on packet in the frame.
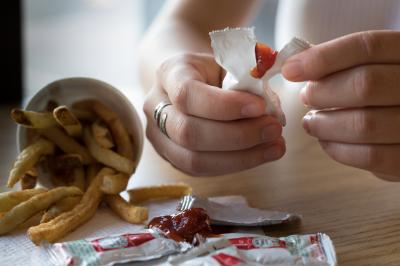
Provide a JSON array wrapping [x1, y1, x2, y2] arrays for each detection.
[[148, 207, 213, 243], [250, 43, 278, 79]]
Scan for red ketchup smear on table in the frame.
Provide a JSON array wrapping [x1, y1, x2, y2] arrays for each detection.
[[148, 208, 212, 243], [250, 43, 278, 79]]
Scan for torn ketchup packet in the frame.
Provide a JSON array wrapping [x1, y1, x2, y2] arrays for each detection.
[[177, 195, 300, 226], [209, 27, 311, 126]]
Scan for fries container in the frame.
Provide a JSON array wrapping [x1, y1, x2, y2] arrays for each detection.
[[17, 77, 144, 187]]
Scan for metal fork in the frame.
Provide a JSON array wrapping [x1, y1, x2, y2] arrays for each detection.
[[177, 194, 196, 211]]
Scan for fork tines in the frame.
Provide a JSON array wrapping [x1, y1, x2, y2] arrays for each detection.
[[177, 195, 196, 211]]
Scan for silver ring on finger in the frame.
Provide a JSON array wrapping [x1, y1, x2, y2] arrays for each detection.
[[153, 100, 172, 137], [159, 112, 169, 138]]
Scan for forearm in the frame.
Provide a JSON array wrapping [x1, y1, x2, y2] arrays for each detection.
[[138, 0, 261, 91], [138, 18, 211, 90]]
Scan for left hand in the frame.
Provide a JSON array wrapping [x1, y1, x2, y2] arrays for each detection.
[[282, 30, 400, 180]]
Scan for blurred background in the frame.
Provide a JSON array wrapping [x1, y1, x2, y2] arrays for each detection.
[[4, 0, 278, 102], [0, 0, 279, 189]]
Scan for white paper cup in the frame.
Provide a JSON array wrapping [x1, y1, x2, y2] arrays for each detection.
[[17, 77, 143, 187]]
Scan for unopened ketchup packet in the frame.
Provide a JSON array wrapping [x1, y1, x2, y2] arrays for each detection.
[[175, 245, 246, 266], [169, 233, 337, 266], [43, 229, 188, 266]]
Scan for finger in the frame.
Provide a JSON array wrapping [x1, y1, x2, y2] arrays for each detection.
[[282, 30, 400, 81], [303, 107, 400, 144], [300, 65, 400, 108], [164, 105, 282, 151], [319, 141, 400, 178], [146, 122, 285, 176], [158, 54, 265, 120], [144, 89, 282, 151]]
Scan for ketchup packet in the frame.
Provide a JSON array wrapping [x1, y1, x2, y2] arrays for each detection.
[[169, 233, 337, 266], [209, 27, 311, 126], [175, 245, 247, 266], [177, 195, 300, 226], [43, 229, 188, 266]]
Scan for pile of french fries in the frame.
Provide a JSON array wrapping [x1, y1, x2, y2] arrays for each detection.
[[1, 99, 191, 245]]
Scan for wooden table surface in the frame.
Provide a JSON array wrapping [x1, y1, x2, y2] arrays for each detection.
[[1, 86, 400, 265], [131, 87, 400, 266]]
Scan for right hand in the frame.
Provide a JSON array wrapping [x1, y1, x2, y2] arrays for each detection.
[[143, 53, 285, 176]]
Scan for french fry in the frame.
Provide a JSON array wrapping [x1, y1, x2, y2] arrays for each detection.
[[90, 100, 134, 160], [39, 127, 93, 164], [26, 168, 38, 176], [86, 164, 102, 188], [0, 188, 47, 212], [40, 195, 82, 223], [91, 121, 114, 149], [27, 168, 114, 244], [0, 187, 82, 235], [20, 168, 38, 190], [71, 100, 95, 113], [7, 138, 55, 188], [11, 109, 58, 128], [71, 108, 97, 121], [128, 183, 192, 204], [73, 99, 135, 159], [5, 99, 143, 242], [70, 166, 86, 191], [71, 100, 97, 121], [101, 173, 129, 194], [53, 105, 82, 137], [83, 127, 135, 174], [20, 173, 37, 190], [106, 195, 148, 224]]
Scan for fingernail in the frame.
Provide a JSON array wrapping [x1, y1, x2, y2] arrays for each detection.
[[264, 144, 285, 161], [261, 124, 281, 142], [302, 110, 316, 134], [300, 85, 309, 106], [241, 103, 263, 117], [282, 60, 304, 80]]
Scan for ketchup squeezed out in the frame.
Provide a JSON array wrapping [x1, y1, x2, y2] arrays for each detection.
[[148, 208, 212, 243], [250, 43, 278, 78]]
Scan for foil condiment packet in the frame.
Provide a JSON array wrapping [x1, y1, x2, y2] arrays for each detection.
[[177, 195, 300, 226], [209, 27, 311, 126], [169, 233, 337, 266]]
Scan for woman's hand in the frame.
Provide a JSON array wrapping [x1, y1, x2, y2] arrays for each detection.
[[143, 53, 285, 176], [282, 30, 400, 180]]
